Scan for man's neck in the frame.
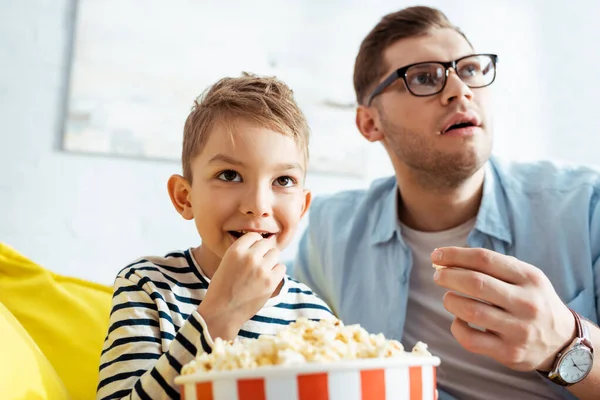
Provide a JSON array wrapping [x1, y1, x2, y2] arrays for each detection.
[[397, 166, 485, 232]]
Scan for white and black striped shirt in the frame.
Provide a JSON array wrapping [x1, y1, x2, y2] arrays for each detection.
[[96, 249, 335, 400]]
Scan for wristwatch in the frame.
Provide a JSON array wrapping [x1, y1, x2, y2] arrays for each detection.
[[538, 309, 594, 386]]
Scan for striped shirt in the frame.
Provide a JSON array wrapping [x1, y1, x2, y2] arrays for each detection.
[[96, 249, 335, 400]]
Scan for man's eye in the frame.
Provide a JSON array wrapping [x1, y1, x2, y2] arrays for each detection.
[[274, 176, 295, 187], [217, 170, 241, 182], [409, 72, 438, 87], [413, 73, 432, 84], [460, 64, 481, 77]]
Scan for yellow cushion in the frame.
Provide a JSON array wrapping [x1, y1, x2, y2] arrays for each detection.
[[0, 243, 113, 400], [0, 300, 70, 400]]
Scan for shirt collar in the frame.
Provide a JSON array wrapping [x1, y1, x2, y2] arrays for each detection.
[[474, 157, 513, 245], [370, 178, 401, 245], [370, 157, 512, 246]]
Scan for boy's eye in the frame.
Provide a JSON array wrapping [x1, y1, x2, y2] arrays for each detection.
[[217, 170, 241, 182], [274, 176, 296, 187]]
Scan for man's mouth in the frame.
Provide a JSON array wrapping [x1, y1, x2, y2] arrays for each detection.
[[444, 121, 476, 133], [441, 111, 482, 135], [228, 230, 275, 239]]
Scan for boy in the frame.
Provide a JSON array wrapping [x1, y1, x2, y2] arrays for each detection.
[[96, 73, 335, 400]]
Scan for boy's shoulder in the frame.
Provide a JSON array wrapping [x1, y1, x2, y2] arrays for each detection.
[[285, 275, 318, 295], [283, 276, 331, 309], [115, 249, 201, 283]]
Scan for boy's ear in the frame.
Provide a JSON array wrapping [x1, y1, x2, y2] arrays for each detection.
[[356, 105, 384, 142], [300, 189, 312, 219], [167, 174, 194, 220]]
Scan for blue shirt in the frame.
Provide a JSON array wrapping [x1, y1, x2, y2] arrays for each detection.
[[292, 156, 600, 400]]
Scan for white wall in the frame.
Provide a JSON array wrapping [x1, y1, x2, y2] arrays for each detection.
[[537, 3, 600, 163], [1, 0, 598, 285], [0, 0, 369, 285]]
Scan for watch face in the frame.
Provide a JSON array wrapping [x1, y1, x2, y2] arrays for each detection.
[[558, 348, 593, 383]]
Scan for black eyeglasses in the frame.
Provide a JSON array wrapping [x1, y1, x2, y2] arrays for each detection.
[[366, 53, 499, 105]]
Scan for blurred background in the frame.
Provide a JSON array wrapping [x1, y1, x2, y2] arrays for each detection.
[[1, 0, 599, 285]]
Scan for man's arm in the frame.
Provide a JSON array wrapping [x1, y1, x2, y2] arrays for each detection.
[[568, 318, 600, 399], [565, 187, 600, 398], [570, 192, 600, 398], [431, 247, 600, 400]]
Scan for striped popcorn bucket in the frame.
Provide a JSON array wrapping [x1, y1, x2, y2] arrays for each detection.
[[176, 356, 440, 400]]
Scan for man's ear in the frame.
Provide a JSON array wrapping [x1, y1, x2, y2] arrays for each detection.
[[167, 174, 194, 220], [299, 189, 312, 219], [356, 104, 384, 143]]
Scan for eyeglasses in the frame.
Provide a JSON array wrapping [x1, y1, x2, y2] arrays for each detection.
[[366, 53, 499, 105]]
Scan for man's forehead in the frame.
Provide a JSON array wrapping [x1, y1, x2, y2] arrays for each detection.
[[382, 28, 474, 72]]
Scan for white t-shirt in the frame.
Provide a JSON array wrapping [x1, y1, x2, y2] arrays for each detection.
[[401, 218, 561, 400]]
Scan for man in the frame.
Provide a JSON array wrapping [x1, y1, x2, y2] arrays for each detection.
[[293, 6, 600, 400]]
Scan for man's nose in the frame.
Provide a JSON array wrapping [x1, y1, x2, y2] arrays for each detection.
[[239, 185, 272, 217], [441, 70, 474, 105]]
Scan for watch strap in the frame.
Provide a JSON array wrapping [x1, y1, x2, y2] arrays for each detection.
[[536, 309, 592, 386]]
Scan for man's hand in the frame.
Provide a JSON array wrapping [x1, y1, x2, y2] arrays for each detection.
[[431, 246, 576, 371], [198, 232, 285, 341]]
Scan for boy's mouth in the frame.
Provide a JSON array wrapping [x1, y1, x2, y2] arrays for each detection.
[[228, 230, 276, 239]]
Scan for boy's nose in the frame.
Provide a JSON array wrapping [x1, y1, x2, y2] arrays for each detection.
[[239, 187, 272, 217]]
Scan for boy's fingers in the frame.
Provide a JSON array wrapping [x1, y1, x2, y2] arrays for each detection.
[[231, 232, 264, 250], [271, 262, 286, 277], [262, 247, 280, 267], [249, 238, 278, 257]]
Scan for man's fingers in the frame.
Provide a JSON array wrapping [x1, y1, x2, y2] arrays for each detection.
[[434, 268, 520, 312], [451, 317, 504, 359], [432, 247, 527, 284], [451, 318, 533, 371], [443, 291, 516, 335]]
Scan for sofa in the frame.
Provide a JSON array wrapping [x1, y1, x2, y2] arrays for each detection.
[[0, 243, 113, 400]]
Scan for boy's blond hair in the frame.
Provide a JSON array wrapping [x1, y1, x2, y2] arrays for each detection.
[[182, 73, 310, 182]]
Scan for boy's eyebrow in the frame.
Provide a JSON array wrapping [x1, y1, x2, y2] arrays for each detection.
[[280, 162, 304, 172], [208, 154, 244, 166], [208, 154, 304, 172]]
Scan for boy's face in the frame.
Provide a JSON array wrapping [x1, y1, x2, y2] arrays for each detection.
[[171, 119, 311, 261]]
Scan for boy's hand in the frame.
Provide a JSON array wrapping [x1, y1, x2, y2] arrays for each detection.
[[198, 232, 285, 341]]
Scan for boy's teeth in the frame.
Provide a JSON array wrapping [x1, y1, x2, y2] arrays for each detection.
[[235, 230, 271, 237]]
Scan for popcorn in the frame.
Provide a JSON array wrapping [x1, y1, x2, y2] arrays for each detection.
[[181, 318, 432, 375]]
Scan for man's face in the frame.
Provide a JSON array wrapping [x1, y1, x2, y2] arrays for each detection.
[[363, 28, 494, 188]]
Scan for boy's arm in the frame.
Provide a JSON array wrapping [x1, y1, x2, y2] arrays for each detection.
[[96, 277, 213, 400], [98, 233, 285, 400]]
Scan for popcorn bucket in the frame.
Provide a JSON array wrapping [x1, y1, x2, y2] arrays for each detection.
[[175, 356, 440, 400]]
